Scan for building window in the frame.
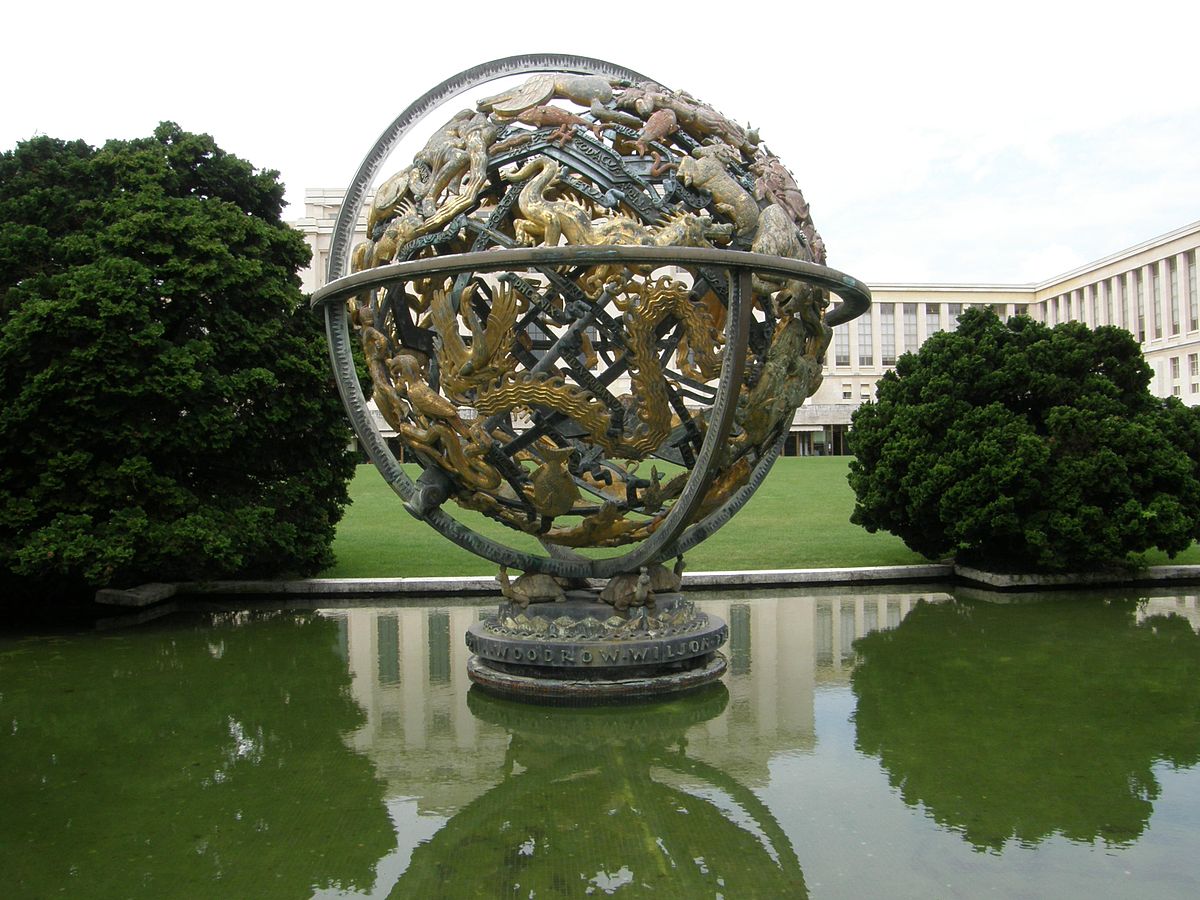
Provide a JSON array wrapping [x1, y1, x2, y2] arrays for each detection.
[[377, 615, 400, 685], [903, 303, 918, 354], [1151, 263, 1162, 339], [1112, 276, 1125, 329], [835, 324, 849, 367], [947, 303, 963, 331], [1170, 257, 1180, 336], [879, 303, 896, 366], [1099, 281, 1111, 325], [925, 303, 941, 335], [1084, 286, 1095, 324], [991, 303, 1006, 321], [1189, 250, 1198, 332], [842, 382, 852, 401], [857, 307, 873, 366], [1170, 356, 1180, 380], [428, 611, 451, 684], [1135, 269, 1145, 342], [1190, 353, 1199, 378]]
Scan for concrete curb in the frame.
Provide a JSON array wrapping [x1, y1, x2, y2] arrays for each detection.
[[94, 582, 178, 607], [95, 561, 1200, 608], [953, 563, 1200, 590], [94, 565, 956, 607]]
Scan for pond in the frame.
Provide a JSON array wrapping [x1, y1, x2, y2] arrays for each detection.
[[2, 588, 1199, 898]]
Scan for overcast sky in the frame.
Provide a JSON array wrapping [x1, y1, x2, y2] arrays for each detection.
[[4, 1, 1198, 285]]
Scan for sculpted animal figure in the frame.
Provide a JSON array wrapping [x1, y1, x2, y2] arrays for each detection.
[[506, 157, 730, 252], [750, 153, 826, 264], [477, 73, 614, 115], [504, 157, 598, 247], [428, 283, 520, 395], [751, 205, 830, 357], [510, 105, 603, 145], [361, 110, 496, 268], [676, 153, 761, 242], [497, 566, 566, 608], [634, 108, 678, 155], [599, 562, 681, 610], [530, 445, 581, 518], [599, 567, 652, 610], [617, 84, 759, 156]]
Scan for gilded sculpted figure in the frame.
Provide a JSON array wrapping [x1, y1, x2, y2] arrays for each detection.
[[346, 70, 840, 603]]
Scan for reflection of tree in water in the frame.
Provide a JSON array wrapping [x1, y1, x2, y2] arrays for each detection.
[[851, 597, 1200, 851], [0, 612, 394, 897], [392, 686, 806, 898]]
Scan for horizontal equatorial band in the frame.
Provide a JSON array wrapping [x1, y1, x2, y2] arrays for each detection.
[[310, 246, 871, 326]]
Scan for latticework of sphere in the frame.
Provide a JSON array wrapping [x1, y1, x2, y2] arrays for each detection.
[[314, 56, 869, 581]]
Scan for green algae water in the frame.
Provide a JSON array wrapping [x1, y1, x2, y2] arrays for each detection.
[[2, 590, 1199, 898]]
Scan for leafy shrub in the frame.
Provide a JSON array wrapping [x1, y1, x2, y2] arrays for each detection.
[[0, 125, 355, 600], [848, 308, 1200, 571]]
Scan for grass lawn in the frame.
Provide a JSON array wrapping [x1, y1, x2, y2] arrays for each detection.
[[323, 456, 1200, 578], [323, 458, 918, 577]]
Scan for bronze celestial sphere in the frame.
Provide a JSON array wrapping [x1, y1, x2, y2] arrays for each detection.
[[312, 55, 869, 699]]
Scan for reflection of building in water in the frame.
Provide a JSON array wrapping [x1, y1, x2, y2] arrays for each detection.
[[684, 591, 948, 784], [329, 604, 509, 815], [324, 589, 949, 805], [1136, 594, 1200, 632]]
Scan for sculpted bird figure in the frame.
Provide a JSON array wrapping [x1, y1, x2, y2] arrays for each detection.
[[389, 354, 464, 429]]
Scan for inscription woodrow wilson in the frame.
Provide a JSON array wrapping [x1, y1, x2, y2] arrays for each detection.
[[312, 55, 869, 701]]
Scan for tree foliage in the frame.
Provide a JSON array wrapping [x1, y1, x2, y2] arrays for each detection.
[[0, 124, 355, 600], [847, 308, 1200, 571]]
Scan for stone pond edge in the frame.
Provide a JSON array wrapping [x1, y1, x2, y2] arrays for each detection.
[[95, 562, 1200, 608]]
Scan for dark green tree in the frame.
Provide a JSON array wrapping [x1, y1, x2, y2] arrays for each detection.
[[848, 308, 1200, 571], [0, 124, 355, 601]]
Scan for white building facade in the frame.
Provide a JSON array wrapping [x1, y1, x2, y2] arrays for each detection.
[[292, 192, 1200, 455]]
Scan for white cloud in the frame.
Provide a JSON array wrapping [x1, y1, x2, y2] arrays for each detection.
[[3, 0, 1197, 284]]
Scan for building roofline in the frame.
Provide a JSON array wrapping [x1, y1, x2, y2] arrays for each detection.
[[1031, 219, 1200, 289], [868, 282, 1036, 293], [869, 219, 1200, 294], [293, 188, 1198, 295]]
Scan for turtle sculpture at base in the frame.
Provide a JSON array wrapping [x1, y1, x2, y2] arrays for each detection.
[[497, 566, 566, 608], [313, 55, 870, 702]]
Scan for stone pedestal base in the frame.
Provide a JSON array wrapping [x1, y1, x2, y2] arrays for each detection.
[[465, 592, 728, 703]]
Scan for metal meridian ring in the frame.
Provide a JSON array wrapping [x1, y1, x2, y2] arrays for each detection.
[[326, 55, 655, 284], [323, 55, 666, 581]]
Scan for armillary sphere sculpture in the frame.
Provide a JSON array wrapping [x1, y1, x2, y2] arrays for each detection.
[[312, 55, 870, 701]]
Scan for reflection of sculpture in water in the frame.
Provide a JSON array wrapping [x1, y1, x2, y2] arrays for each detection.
[[852, 597, 1200, 851], [389, 686, 807, 898]]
